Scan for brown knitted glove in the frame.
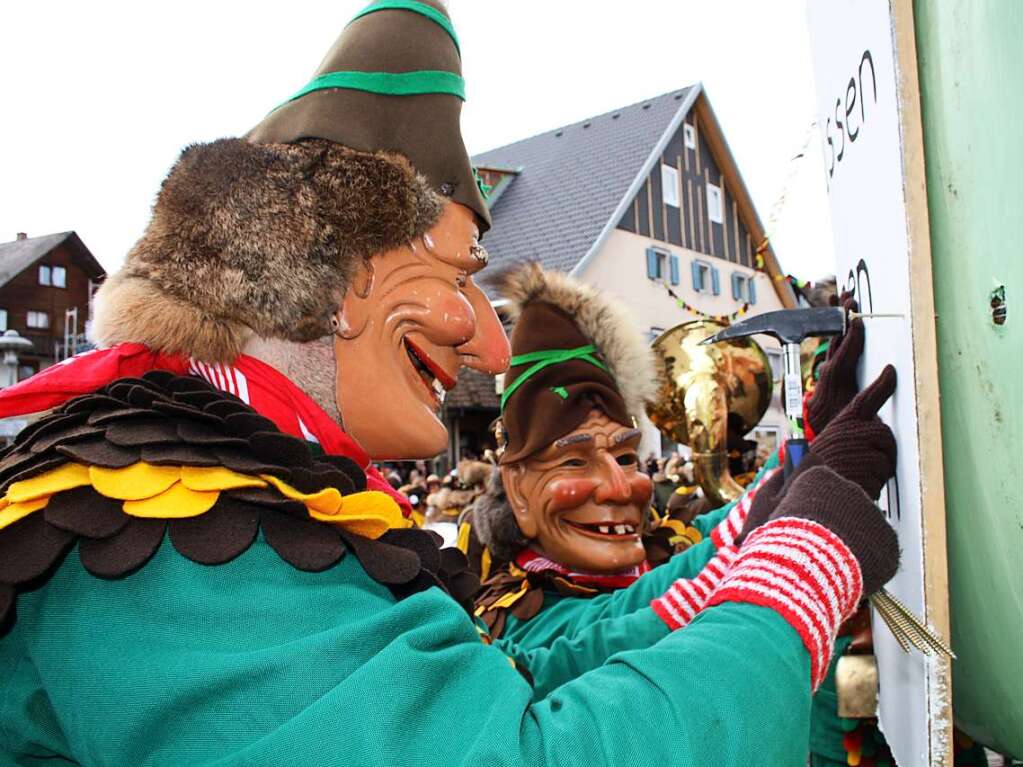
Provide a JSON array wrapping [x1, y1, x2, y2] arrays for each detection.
[[806, 294, 864, 435], [809, 365, 897, 501], [767, 465, 899, 596]]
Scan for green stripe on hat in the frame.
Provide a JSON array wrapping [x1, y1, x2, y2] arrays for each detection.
[[350, 0, 461, 54], [500, 345, 609, 411], [275, 70, 465, 112]]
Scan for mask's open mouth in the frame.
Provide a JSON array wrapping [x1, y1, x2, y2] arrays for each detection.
[[564, 520, 639, 539], [404, 337, 456, 408]]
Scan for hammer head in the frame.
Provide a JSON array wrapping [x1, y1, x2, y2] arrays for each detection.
[[700, 307, 846, 346]]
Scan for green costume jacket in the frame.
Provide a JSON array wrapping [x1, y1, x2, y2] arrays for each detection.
[[0, 377, 815, 765]]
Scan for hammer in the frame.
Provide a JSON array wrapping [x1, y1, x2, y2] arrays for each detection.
[[701, 306, 849, 476]]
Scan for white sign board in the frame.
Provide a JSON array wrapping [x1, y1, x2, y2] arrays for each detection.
[[806, 2, 951, 765]]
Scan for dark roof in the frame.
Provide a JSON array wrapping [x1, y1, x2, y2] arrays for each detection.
[[0, 231, 105, 288], [472, 87, 694, 285], [444, 368, 499, 411]]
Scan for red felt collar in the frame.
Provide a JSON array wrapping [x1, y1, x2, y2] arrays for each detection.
[[515, 548, 650, 590]]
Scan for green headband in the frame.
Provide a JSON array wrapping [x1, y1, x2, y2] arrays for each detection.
[[500, 345, 609, 411], [349, 0, 461, 54], [276, 70, 465, 113]]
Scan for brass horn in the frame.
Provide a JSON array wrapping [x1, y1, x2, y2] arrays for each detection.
[[646, 320, 773, 506]]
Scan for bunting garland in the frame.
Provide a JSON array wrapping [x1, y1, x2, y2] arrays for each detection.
[[663, 283, 751, 324]]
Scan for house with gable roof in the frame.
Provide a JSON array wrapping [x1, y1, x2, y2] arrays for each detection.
[[440, 85, 794, 467]]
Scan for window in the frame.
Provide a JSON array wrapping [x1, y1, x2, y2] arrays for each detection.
[[691, 259, 720, 295], [731, 272, 757, 304], [0, 309, 7, 331], [52, 266, 67, 288], [18, 365, 35, 382], [27, 311, 49, 329], [646, 247, 680, 285], [38, 265, 51, 286], [684, 124, 696, 149], [661, 163, 680, 207], [706, 183, 723, 223]]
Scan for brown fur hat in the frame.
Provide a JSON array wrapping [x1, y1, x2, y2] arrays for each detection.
[[92, 138, 443, 362]]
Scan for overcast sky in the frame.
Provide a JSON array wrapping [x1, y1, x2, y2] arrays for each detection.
[[0, 0, 836, 285]]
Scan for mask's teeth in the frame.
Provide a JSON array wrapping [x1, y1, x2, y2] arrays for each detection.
[[614, 524, 628, 535], [598, 525, 610, 534], [432, 378, 446, 402]]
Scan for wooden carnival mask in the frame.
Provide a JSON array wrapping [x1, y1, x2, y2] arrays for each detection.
[[501, 409, 653, 574], [331, 203, 509, 459]]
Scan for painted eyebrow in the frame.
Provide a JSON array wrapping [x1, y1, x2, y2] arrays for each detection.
[[555, 433, 594, 448], [613, 429, 643, 446]]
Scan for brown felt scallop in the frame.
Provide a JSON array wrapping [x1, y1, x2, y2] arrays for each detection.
[[105, 419, 181, 447], [44, 487, 130, 538], [140, 444, 220, 467], [223, 413, 279, 438], [339, 531, 422, 585], [62, 394, 128, 416], [141, 370, 177, 388], [79, 518, 167, 578], [203, 400, 253, 420], [213, 448, 290, 478], [151, 400, 223, 426], [57, 439, 138, 468], [0, 583, 13, 626], [28, 423, 105, 455], [317, 455, 368, 492], [261, 510, 345, 572], [0, 513, 76, 585], [87, 407, 162, 427], [172, 390, 227, 409], [225, 487, 306, 517], [20, 412, 89, 448], [169, 497, 260, 565], [177, 421, 247, 448], [382, 528, 441, 574], [249, 432, 313, 468]]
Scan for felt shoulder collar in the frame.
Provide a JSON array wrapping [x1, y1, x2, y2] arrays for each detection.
[[0, 371, 478, 636]]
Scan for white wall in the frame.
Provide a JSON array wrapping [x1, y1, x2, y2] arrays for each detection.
[[578, 228, 788, 456]]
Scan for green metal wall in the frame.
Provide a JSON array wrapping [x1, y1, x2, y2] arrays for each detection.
[[914, 2, 1023, 756]]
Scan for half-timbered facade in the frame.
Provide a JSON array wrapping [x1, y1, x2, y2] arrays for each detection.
[[465, 85, 796, 459]]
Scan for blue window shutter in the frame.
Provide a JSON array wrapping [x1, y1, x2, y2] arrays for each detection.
[[646, 248, 658, 279], [711, 266, 721, 295], [691, 260, 702, 291], [731, 273, 741, 300], [749, 276, 757, 305], [669, 255, 680, 285]]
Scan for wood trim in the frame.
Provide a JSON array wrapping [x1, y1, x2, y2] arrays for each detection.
[[646, 177, 655, 236], [683, 122, 691, 173], [692, 94, 796, 307], [696, 184, 706, 253], [694, 114, 702, 176], [720, 179, 730, 262], [891, 1, 952, 761], [687, 178, 695, 249], [677, 154, 687, 248], [661, 164, 669, 244], [733, 196, 743, 266]]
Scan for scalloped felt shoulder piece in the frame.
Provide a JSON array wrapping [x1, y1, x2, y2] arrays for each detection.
[[0, 372, 479, 636]]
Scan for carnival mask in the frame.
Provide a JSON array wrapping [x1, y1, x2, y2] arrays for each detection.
[[332, 203, 510, 459], [502, 409, 653, 574]]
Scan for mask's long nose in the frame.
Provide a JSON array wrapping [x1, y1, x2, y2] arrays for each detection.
[[456, 280, 511, 375]]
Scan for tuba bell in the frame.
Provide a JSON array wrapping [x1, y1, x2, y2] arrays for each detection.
[[647, 320, 773, 506]]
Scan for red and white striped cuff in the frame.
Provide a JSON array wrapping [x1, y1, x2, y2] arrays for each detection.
[[710, 467, 780, 549], [651, 545, 739, 631], [704, 517, 863, 690]]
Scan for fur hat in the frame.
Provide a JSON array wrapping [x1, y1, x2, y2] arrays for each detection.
[[93, 0, 481, 363], [497, 263, 658, 463], [471, 467, 527, 562], [92, 139, 443, 362]]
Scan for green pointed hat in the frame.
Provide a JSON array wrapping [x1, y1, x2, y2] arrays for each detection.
[[248, 0, 491, 231]]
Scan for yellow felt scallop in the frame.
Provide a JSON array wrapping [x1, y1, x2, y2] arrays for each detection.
[[5, 463, 90, 504], [259, 475, 343, 516], [340, 491, 411, 531], [179, 466, 267, 492], [0, 497, 49, 531], [90, 463, 181, 501], [122, 482, 220, 519]]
